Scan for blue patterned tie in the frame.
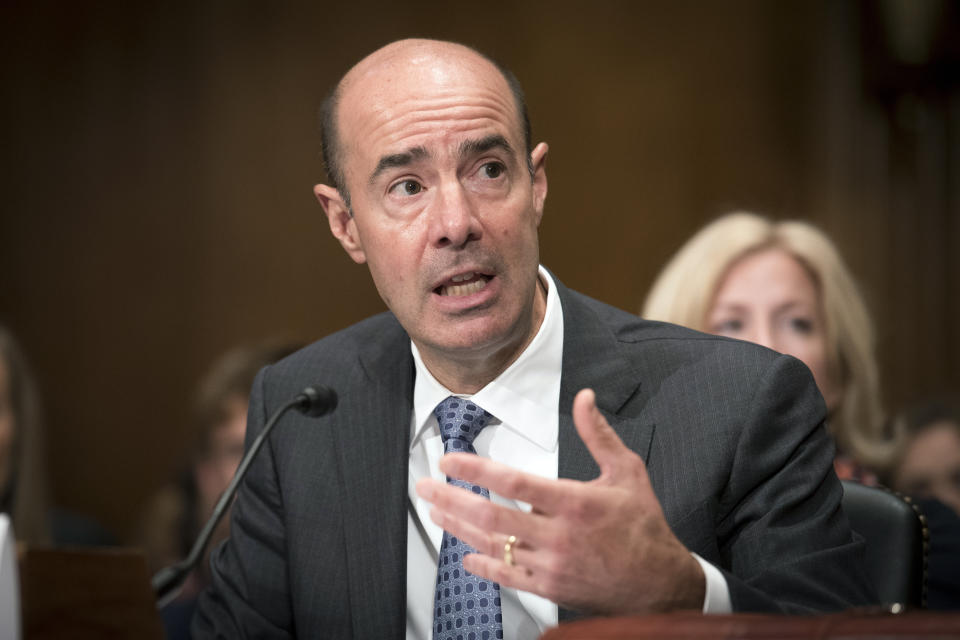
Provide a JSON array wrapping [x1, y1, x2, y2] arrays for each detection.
[[432, 396, 503, 640]]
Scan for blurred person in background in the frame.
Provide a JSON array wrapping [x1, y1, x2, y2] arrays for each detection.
[[642, 212, 896, 482], [0, 323, 116, 546], [140, 340, 299, 638], [887, 398, 960, 609], [0, 324, 50, 545], [889, 398, 960, 514]]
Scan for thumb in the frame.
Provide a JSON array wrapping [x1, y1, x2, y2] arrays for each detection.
[[572, 388, 633, 478]]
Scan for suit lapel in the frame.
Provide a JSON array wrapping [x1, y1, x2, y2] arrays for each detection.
[[332, 321, 413, 638], [555, 279, 654, 482]]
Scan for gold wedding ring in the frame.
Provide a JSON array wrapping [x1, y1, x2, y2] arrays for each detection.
[[503, 535, 518, 567]]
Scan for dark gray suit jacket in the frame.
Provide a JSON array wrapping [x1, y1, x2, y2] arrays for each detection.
[[193, 279, 875, 638]]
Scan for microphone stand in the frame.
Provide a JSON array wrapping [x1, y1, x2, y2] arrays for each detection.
[[152, 387, 334, 608]]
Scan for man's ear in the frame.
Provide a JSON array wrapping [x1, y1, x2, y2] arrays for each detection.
[[530, 142, 549, 226], [314, 184, 367, 264]]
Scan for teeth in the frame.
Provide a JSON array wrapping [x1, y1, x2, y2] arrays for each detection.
[[450, 272, 474, 283], [441, 278, 487, 297]]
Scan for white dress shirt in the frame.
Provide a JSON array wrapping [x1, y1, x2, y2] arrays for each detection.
[[406, 267, 730, 639]]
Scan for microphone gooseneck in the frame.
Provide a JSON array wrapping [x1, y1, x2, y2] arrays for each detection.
[[152, 384, 338, 608]]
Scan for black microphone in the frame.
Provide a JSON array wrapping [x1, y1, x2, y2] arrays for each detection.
[[152, 384, 338, 607], [294, 384, 338, 417]]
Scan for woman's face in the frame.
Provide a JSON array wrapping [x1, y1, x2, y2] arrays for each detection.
[[706, 248, 842, 411], [0, 358, 14, 493], [894, 421, 960, 515]]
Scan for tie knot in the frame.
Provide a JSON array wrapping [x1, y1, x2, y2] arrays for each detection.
[[433, 396, 492, 450]]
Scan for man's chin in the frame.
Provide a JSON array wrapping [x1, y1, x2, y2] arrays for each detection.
[[415, 316, 526, 361]]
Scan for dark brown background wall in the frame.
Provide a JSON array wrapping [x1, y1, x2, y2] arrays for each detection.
[[1, 0, 957, 541]]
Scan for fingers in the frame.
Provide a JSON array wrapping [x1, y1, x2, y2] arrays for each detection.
[[418, 478, 559, 592], [417, 476, 555, 548], [572, 388, 638, 479], [434, 453, 576, 515], [428, 506, 540, 572], [461, 547, 542, 595], [429, 504, 498, 557], [432, 511, 556, 598]]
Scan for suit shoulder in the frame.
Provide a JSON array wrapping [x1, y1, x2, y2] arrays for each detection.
[[566, 287, 779, 365], [257, 312, 407, 397]]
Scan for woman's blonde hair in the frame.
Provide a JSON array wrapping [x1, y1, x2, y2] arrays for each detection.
[[642, 212, 891, 468]]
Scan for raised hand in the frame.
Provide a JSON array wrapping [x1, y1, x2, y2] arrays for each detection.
[[416, 388, 705, 614]]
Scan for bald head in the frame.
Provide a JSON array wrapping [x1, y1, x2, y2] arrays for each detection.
[[319, 39, 532, 207]]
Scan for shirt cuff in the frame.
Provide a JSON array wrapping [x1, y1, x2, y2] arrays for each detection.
[[691, 553, 732, 614]]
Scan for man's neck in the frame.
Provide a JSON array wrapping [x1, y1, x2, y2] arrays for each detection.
[[417, 277, 548, 394]]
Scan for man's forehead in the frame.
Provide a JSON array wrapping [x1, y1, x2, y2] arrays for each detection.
[[335, 40, 521, 173]]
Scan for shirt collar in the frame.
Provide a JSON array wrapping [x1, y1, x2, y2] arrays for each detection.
[[411, 265, 563, 452]]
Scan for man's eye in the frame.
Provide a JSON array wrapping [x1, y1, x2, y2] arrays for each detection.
[[481, 162, 504, 179], [391, 179, 422, 196]]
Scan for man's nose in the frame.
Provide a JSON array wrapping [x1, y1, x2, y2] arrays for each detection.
[[428, 180, 481, 248]]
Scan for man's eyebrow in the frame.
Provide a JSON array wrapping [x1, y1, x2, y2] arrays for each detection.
[[459, 134, 514, 158], [369, 146, 429, 184]]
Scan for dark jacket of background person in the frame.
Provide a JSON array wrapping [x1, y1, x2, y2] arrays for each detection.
[[917, 498, 960, 610], [887, 399, 960, 610]]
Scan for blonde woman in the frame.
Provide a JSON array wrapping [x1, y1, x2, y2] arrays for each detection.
[[643, 212, 892, 479]]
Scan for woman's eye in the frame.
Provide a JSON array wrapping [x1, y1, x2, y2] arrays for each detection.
[[481, 162, 504, 179], [391, 179, 422, 196], [711, 319, 743, 334], [789, 317, 814, 333]]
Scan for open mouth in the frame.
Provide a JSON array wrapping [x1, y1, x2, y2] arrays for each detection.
[[434, 272, 493, 297]]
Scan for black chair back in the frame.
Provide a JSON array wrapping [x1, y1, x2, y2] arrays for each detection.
[[841, 480, 928, 607]]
